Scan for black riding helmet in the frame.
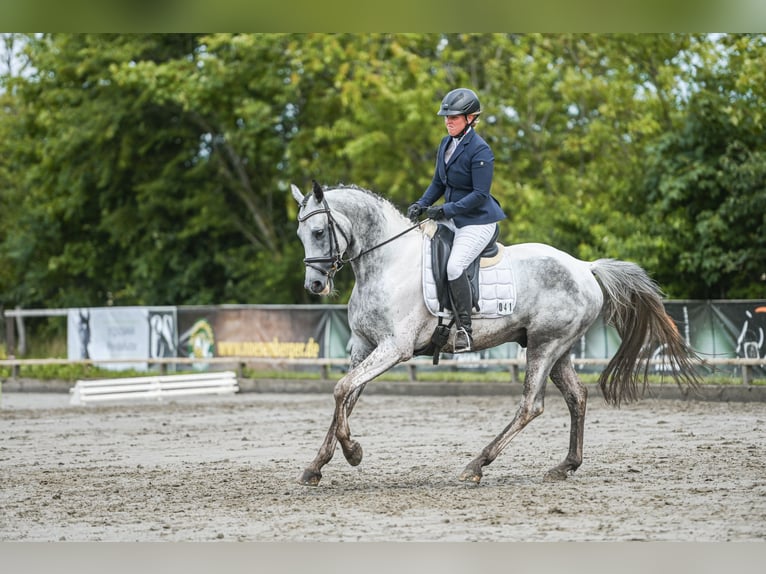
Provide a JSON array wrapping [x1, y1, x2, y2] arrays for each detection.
[[437, 88, 481, 117]]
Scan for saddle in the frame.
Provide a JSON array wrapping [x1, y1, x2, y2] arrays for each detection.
[[417, 222, 511, 364], [429, 223, 500, 313]]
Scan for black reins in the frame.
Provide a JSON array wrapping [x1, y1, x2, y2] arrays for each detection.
[[350, 219, 427, 262], [298, 197, 426, 279]]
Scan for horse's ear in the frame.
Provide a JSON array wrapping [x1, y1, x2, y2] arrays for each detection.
[[312, 179, 324, 204], [290, 184, 304, 205]]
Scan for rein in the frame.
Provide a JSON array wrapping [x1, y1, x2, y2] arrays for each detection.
[[347, 219, 428, 263], [298, 197, 427, 278]]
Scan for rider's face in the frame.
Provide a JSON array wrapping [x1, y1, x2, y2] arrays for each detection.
[[445, 114, 472, 137]]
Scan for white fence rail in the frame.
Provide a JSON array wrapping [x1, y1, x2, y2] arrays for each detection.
[[69, 371, 239, 405]]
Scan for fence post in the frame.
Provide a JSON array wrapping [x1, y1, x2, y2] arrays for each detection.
[[5, 314, 18, 379], [407, 364, 417, 382], [14, 306, 27, 357], [4, 312, 14, 357], [742, 364, 751, 386], [509, 363, 520, 384]]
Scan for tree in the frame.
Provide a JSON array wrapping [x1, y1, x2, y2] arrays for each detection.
[[1, 34, 310, 308], [1, 33, 764, 313], [641, 35, 766, 298], [109, 33, 450, 301]]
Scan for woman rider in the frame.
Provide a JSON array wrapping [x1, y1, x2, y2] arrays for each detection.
[[407, 88, 507, 352]]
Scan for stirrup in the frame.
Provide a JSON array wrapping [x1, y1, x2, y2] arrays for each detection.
[[453, 327, 473, 353]]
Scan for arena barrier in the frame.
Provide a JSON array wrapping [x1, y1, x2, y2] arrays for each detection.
[[69, 371, 239, 406]]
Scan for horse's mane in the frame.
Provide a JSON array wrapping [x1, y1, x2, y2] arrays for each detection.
[[323, 183, 407, 221]]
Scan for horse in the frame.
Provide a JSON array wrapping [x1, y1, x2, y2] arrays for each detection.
[[291, 180, 700, 486]]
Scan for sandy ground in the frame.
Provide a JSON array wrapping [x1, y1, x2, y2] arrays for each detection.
[[1, 389, 765, 542]]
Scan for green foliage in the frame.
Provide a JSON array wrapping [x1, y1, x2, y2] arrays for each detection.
[[1, 33, 764, 311], [641, 34, 766, 298]]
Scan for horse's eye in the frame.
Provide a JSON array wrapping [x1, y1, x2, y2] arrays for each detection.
[[313, 228, 325, 239]]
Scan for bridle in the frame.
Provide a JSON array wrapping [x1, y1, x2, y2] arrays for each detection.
[[297, 197, 350, 279], [297, 196, 426, 280]]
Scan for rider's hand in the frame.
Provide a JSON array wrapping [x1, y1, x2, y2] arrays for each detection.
[[426, 205, 446, 220], [407, 203, 424, 223]]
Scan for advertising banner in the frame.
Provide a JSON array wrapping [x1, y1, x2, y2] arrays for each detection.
[[176, 305, 350, 369], [67, 307, 178, 371]]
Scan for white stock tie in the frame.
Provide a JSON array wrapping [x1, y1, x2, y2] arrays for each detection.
[[444, 138, 457, 164]]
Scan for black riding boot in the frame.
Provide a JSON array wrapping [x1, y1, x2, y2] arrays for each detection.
[[448, 271, 474, 353]]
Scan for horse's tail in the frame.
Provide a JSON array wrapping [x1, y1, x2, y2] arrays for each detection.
[[590, 258, 701, 406]]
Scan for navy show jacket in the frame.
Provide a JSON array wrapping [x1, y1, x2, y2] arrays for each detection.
[[416, 128, 507, 228]]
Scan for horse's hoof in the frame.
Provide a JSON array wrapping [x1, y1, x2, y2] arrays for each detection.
[[543, 467, 569, 482], [343, 440, 363, 466], [458, 467, 483, 484], [298, 469, 322, 486]]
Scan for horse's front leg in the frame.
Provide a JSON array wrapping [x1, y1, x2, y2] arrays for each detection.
[[298, 411, 338, 486], [298, 341, 405, 486], [298, 337, 372, 486], [297, 382, 368, 486], [333, 342, 405, 468]]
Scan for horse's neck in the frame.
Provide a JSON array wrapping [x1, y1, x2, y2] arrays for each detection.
[[330, 191, 406, 253], [328, 190, 419, 291]]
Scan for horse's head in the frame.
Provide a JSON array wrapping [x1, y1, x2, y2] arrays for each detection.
[[291, 181, 352, 296]]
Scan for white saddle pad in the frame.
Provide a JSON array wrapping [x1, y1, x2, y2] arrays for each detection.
[[421, 226, 517, 319]]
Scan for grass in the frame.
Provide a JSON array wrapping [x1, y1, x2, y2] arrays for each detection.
[[244, 367, 760, 386], [0, 347, 760, 386], [0, 363, 181, 381]]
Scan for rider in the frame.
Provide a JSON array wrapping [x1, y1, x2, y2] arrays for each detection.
[[408, 87, 507, 352]]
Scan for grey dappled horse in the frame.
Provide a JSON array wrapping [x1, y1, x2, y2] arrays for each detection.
[[292, 181, 699, 486]]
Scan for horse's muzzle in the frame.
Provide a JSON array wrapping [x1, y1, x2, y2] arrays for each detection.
[[306, 279, 331, 296]]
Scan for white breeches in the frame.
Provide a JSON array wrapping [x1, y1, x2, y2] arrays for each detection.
[[442, 220, 498, 281]]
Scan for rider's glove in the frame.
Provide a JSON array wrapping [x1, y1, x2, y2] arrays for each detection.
[[407, 203, 424, 223], [426, 205, 446, 220]]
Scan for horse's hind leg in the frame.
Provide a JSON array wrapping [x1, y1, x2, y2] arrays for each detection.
[[459, 350, 551, 483], [545, 355, 587, 481]]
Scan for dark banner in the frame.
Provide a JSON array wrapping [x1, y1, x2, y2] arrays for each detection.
[[569, 300, 766, 377], [176, 305, 350, 364], [665, 301, 766, 376]]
